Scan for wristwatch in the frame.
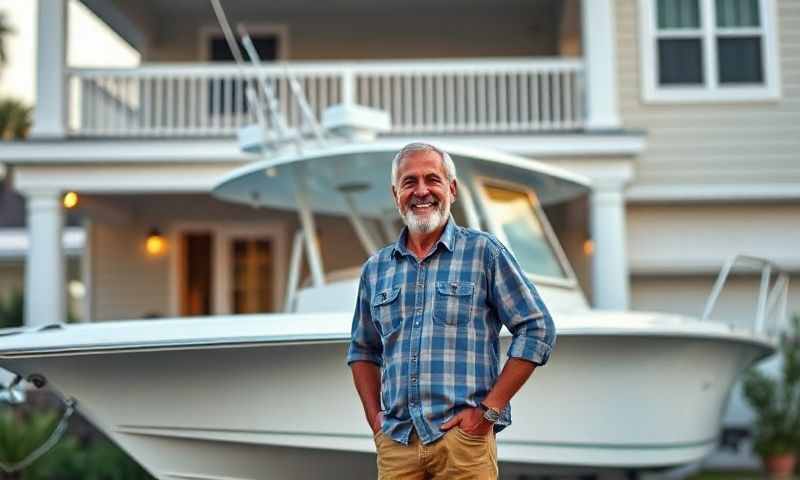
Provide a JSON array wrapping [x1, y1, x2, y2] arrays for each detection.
[[480, 402, 501, 424]]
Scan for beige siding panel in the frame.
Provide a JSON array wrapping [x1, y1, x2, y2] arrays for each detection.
[[87, 194, 377, 320], [631, 274, 800, 331], [92, 222, 170, 321], [616, 0, 800, 186], [627, 203, 800, 273], [147, 10, 565, 62]]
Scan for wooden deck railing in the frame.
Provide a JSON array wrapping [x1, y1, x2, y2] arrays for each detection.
[[68, 58, 585, 137]]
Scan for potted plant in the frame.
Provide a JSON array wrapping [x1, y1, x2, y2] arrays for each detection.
[[743, 314, 800, 479]]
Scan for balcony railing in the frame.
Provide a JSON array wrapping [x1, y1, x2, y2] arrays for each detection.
[[68, 58, 585, 138]]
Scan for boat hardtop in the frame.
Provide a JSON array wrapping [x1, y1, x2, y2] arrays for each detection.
[[212, 140, 591, 215]]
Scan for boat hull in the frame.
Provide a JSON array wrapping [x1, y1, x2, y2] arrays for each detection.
[[0, 330, 770, 479]]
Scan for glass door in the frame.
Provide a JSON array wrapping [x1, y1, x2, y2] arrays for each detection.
[[231, 238, 274, 314]]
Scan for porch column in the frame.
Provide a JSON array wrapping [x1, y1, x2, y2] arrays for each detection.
[[24, 189, 66, 326], [590, 179, 629, 310], [581, 0, 620, 130], [30, 0, 68, 139]]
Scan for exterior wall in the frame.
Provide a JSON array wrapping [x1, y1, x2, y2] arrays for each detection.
[[145, 10, 572, 62], [627, 203, 800, 273], [90, 221, 170, 321], [615, 0, 800, 187], [86, 194, 374, 321], [631, 274, 800, 330]]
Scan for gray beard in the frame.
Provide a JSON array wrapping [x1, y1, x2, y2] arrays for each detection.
[[400, 199, 451, 235]]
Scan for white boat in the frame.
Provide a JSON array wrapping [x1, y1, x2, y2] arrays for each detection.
[[0, 137, 789, 479]]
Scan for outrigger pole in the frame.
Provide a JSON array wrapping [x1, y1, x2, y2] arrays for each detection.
[[209, 0, 326, 152]]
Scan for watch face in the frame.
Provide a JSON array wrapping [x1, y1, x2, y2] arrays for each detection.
[[483, 409, 500, 423]]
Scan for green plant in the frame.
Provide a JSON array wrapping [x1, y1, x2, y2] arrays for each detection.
[[0, 289, 23, 329], [0, 289, 79, 328], [743, 314, 800, 458], [0, 402, 154, 480], [0, 99, 32, 140], [0, 408, 60, 479]]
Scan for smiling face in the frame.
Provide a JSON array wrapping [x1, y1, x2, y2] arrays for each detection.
[[392, 150, 457, 235]]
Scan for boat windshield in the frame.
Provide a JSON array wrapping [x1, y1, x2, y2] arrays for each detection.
[[482, 184, 568, 279]]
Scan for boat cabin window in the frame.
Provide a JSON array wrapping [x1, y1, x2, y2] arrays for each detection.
[[481, 184, 568, 279]]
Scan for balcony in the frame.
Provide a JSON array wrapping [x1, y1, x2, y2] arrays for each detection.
[[68, 58, 585, 138]]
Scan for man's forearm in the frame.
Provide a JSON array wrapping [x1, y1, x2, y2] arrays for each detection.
[[482, 357, 537, 410], [350, 361, 382, 430]]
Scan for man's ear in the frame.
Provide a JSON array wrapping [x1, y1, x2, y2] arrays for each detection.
[[450, 179, 458, 202], [391, 185, 399, 207]]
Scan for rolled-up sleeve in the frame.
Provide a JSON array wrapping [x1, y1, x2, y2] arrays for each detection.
[[346, 263, 383, 366], [488, 241, 556, 366]]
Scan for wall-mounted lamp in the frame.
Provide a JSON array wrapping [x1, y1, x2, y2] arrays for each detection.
[[583, 239, 595, 256], [146, 228, 167, 256], [63, 191, 79, 209]]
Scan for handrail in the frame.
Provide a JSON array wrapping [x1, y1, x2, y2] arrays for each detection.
[[0, 374, 77, 473], [702, 255, 790, 338], [67, 57, 585, 137], [67, 57, 584, 77]]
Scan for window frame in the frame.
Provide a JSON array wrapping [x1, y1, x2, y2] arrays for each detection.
[[639, 0, 781, 103], [198, 23, 290, 62], [474, 176, 579, 290]]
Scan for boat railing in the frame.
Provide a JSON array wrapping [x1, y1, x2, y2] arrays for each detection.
[[702, 255, 790, 338]]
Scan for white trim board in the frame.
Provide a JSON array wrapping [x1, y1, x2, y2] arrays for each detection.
[[383, 134, 646, 157], [12, 163, 242, 194], [0, 140, 253, 164], [0, 134, 646, 165], [0, 227, 85, 259], [627, 183, 800, 202], [638, 0, 781, 104]]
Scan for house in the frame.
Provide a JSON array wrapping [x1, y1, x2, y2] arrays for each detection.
[[0, 0, 798, 470]]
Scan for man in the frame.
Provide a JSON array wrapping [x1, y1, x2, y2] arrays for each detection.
[[347, 142, 555, 479]]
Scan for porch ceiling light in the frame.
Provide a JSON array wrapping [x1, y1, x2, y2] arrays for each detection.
[[146, 228, 166, 256], [63, 191, 79, 209]]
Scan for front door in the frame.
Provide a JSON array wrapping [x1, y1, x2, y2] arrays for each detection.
[[176, 226, 284, 317], [230, 237, 274, 314]]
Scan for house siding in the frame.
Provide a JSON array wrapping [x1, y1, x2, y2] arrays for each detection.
[[145, 10, 570, 62], [615, 0, 800, 186], [91, 221, 170, 321], [631, 274, 800, 331], [626, 203, 800, 273], [86, 194, 373, 322]]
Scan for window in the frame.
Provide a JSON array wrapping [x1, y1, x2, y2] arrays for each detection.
[[639, 0, 780, 102], [481, 184, 568, 280]]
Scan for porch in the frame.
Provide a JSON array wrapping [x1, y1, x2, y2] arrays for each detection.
[[32, 0, 621, 138], [69, 59, 585, 138]]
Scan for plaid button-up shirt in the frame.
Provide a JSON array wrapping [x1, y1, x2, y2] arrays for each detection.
[[346, 217, 556, 445]]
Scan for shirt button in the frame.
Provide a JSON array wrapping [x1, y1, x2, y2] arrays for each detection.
[[415, 321, 420, 326]]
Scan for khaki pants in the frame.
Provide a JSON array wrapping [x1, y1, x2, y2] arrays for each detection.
[[374, 428, 498, 480]]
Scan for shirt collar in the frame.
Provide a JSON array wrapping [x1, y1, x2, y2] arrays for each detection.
[[391, 216, 457, 259]]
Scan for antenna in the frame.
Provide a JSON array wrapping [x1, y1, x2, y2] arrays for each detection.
[[209, 0, 326, 153], [238, 24, 326, 146]]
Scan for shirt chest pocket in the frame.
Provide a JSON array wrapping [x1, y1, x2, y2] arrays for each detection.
[[371, 287, 402, 337], [433, 281, 475, 326]]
